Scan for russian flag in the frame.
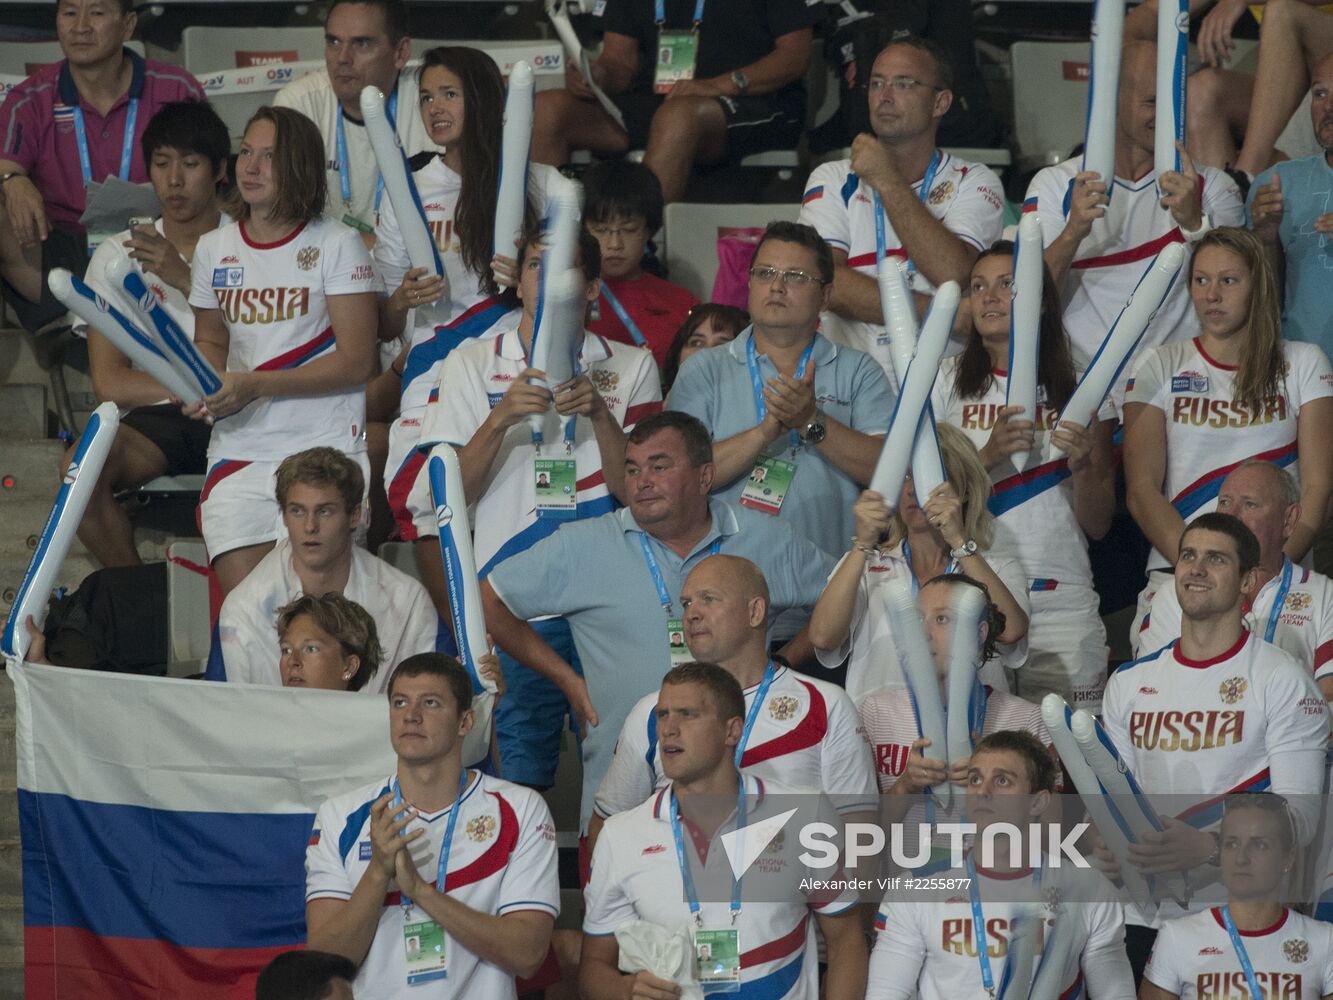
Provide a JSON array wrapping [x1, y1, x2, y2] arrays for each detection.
[[14, 663, 399, 999]]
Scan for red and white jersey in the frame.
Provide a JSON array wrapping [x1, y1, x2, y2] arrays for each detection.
[[1144, 907, 1333, 1000], [1124, 337, 1333, 571], [859, 685, 1054, 793], [1135, 559, 1333, 681], [593, 664, 878, 818], [217, 538, 442, 692], [585, 777, 860, 1000], [814, 542, 1031, 703], [868, 860, 1135, 1000], [798, 152, 1004, 375], [379, 159, 564, 422], [189, 217, 380, 461], [306, 770, 560, 1000], [932, 356, 1116, 587], [1024, 158, 1244, 368], [413, 326, 662, 574]]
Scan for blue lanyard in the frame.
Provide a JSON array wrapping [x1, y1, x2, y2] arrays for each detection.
[[600, 285, 647, 347], [1262, 558, 1294, 644], [336, 89, 397, 212], [745, 335, 815, 453], [872, 149, 942, 279], [391, 767, 470, 912], [1218, 906, 1266, 1000], [71, 98, 138, 187], [735, 662, 778, 766], [656, 0, 706, 27], [668, 780, 744, 926], [901, 540, 958, 594], [965, 855, 1040, 999], [639, 533, 722, 615]]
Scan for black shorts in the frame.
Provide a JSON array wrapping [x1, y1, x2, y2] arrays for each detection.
[[0, 225, 88, 332], [615, 87, 806, 160], [121, 403, 211, 475]]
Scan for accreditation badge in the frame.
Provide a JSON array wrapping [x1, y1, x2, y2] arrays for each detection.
[[738, 456, 796, 516], [534, 457, 577, 520], [342, 211, 374, 235], [654, 31, 699, 93], [403, 917, 448, 985], [667, 617, 691, 665], [693, 927, 741, 993]]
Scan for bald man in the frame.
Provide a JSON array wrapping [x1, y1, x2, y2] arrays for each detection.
[[589, 554, 878, 850], [1025, 41, 1244, 374]]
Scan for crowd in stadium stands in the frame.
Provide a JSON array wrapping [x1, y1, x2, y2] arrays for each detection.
[[3, 0, 1333, 997]]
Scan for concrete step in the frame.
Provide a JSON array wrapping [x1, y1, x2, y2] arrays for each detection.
[[0, 439, 64, 498], [0, 384, 46, 440], [0, 500, 89, 559], [0, 328, 44, 389], [1, 553, 102, 624]]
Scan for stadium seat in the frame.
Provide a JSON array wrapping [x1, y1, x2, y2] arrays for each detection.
[[377, 540, 425, 586], [179, 26, 325, 70], [0, 39, 144, 77], [663, 202, 801, 301], [1008, 40, 1089, 169], [165, 539, 210, 676]]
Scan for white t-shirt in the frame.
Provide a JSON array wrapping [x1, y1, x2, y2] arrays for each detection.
[[584, 777, 859, 1000], [1144, 907, 1333, 1000], [306, 770, 560, 1000], [216, 537, 442, 692], [814, 541, 1031, 702], [1025, 158, 1244, 369], [1124, 337, 1333, 570], [593, 664, 878, 818], [931, 355, 1117, 587], [1136, 558, 1333, 682], [414, 326, 662, 573], [273, 68, 439, 230], [798, 151, 1004, 375], [868, 859, 1135, 1000], [189, 216, 381, 461]]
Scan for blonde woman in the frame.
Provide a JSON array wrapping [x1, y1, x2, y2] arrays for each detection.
[[809, 423, 1030, 704], [1124, 226, 1333, 633]]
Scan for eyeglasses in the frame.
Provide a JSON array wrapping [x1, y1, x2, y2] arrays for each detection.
[[748, 265, 824, 287], [587, 222, 647, 241], [869, 76, 943, 95]]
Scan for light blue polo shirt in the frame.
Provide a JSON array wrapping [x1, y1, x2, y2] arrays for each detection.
[[1245, 154, 1333, 354], [487, 500, 835, 827], [667, 328, 895, 559]]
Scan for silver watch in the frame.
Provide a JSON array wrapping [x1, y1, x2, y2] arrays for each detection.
[[730, 69, 750, 95], [949, 539, 978, 560], [798, 413, 825, 446]]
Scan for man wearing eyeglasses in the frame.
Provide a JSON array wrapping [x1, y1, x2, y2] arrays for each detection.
[[798, 36, 1004, 379], [668, 221, 893, 591]]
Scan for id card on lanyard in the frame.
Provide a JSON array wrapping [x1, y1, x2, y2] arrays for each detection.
[[73, 97, 138, 255], [654, 0, 705, 94], [871, 149, 942, 344], [668, 782, 744, 993], [738, 336, 814, 516], [337, 88, 397, 233], [639, 532, 722, 663]]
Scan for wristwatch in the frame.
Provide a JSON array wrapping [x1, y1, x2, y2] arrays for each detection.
[[949, 539, 978, 560], [798, 413, 825, 446], [730, 69, 750, 96], [0, 171, 26, 188]]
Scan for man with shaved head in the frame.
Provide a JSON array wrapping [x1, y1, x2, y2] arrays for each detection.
[[1024, 41, 1244, 374], [588, 553, 878, 851]]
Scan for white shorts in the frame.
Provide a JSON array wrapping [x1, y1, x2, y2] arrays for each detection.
[[1013, 583, 1110, 713], [385, 411, 430, 541], [199, 451, 370, 561]]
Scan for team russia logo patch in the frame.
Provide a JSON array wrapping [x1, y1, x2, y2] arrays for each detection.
[[1285, 591, 1312, 612], [1218, 677, 1248, 704], [466, 815, 497, 843], [767, 695, 799, 721], [1283, 938, 1309, 964], [1171, 370, 1209, 393], [296, 246, 320, 271], [927, 180, 954, 206], [590, 369, 618, 393]]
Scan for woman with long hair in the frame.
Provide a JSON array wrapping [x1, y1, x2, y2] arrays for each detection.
[[190, 106, 379, 597], [1140, 793, 1332, 1000], [808, 423, 1030, 703], [931, 239, 1116, 710], [1124, 226, 1333, 635]]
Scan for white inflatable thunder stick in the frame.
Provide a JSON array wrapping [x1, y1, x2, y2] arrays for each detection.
[[527, 181, 584, 444], [1006, 212, 1043, 472], [883, 575, 950, 805], [1, 402, 120, 665], [1053, 242, 1184, 452], [1156, 0, 1189, 185], [944, 583, 988, 793], [494, 61, 534, 260], [1081, 0, 1125, 199]]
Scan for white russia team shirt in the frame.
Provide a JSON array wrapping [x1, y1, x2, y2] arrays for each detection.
[[1136, 558, 1333, 681], [1124, 337, 1333, 571], [1145, 907, 1333, 1000], [217, 538, 441, 691], [868, 859, 1135, 1000], [585, 777, 860, 1000], [932, 356, 1117, 588], [273, 68, 438, 230], [593, 664, 878, 818], [859, 685, 1053, 793], [799, 152, 1004, 375], [1025, 159, 1244, 369], [414, 326, 662, 573], [189, 217, 381, 461], [814, 542, 1031, 703], [307, 770, 560, 1000]]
